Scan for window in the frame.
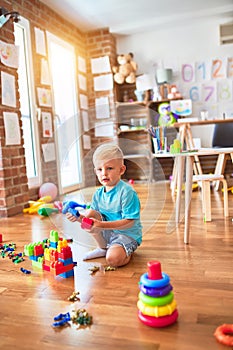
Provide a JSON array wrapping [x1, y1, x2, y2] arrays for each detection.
[[14, 17, 41, 187]]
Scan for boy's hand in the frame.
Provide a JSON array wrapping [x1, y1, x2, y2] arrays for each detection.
[[66, 211, 80, 222]]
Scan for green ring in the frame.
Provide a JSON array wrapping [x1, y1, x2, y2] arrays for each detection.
[[139, 291, 174, 306]]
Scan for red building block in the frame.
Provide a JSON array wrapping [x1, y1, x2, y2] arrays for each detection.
[[50, 249, 58, 262], [81, 217, 94, 230], [0, 234, 2, 243], [50, 261, 74, 276], [58, 246, 72, 260], [34, 244, 44, 257]]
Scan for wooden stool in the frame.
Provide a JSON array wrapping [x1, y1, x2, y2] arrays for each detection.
[[193, 174, 229, 222]]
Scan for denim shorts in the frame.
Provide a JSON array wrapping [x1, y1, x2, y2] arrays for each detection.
[[102, 230, 139, 257]]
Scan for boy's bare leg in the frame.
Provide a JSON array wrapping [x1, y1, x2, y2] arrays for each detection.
[[106, 245, 131, 267], [83, 209, 107, 260]]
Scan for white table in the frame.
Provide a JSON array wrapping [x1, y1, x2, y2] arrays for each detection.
[[153, 148, 233, 244]]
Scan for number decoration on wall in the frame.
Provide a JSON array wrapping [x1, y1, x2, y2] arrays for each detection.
[[180, 57, 233, 109], [181, 63, 195, 83], [212, 58, 227, 79]]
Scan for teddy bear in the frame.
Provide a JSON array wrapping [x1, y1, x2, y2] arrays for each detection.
[[112, 52, 137, 84]]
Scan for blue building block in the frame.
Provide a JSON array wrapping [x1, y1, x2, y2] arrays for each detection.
[[58, 257, 73, 266], [59, 270, 74, 278]]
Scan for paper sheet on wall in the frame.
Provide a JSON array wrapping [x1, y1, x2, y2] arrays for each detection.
[[37, 87, 52, 107], [95, 122, 114, 137], [95, 97, 110, 119], [81, 110, 89, 131], [78, 74, 87, 91], [78, 56, 86, 73], [1, 71, 16, 107], [80, 94, 88, 109], [217, 79, 232, 102], [170, 99, 192, 116], [0, 40, 19, 68], [94, 73, 113, 91], [136, 74, 156, 91], [3, 112, 21, 145], [41, 58, 51, 85], [42, 142, 56, 162], [83, 135, 91, 150], [34, 27, 46, 56], [42, 112, 53, 137], [91, 56, 111, 74]]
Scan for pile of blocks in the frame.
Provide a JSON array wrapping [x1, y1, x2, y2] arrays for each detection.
[[24, 230, 75, 278]]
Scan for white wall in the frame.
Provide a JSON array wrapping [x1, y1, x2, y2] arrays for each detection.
[[116, 16, 233, 147]]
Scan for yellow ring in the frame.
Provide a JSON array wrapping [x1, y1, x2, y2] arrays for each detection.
[[137, 299, 177, 317]]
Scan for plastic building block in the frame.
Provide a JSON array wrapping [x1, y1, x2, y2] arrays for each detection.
[[59, 270, 74, 278], [81, 217, 94, 230], [31, 257, 44, 269], [57, 240, 68, 253], [58, 257, 73, 266], [0, 234, 2, 243], [50, 261, 74, 276], [58, 246, 72, 260], [49, 250, 58, 261], [50, 230, 59, 243], [20, 267, 31, 274], [34, 244, 44, 257]]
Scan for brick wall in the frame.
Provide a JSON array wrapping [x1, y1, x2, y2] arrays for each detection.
[[83, 28, 117, 187], [0, 0, 117, 216]]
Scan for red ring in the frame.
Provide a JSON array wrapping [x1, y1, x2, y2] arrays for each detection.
[[138, 309, 178, 328], [214, 324, 233, 347]]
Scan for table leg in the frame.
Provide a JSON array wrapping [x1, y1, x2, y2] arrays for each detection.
[[175, 155, 185, 223], [184, 156, 194, 244]]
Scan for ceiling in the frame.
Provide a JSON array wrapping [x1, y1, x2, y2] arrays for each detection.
[[40, 0, 233, 35]]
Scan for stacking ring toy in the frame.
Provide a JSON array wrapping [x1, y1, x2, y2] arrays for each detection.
[[138, 291, 174, 307], [140, 272, 170, 288], [137, 299, 177, 317], [139, 283, 173, 297], [214, 324, 233, 347], [138, 309, 178, 328]]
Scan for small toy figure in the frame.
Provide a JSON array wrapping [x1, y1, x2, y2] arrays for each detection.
[[88, 265, 100, 275], [52, 312, 71, 327], [71, 308, 92, 326], [112, 52, 137, 85], [104, 266, 116, 271], [67, 291, 80, 302]]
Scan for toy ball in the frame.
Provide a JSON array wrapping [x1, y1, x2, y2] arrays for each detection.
[[128, 179, 135, 185], [39, 182, 58, 201]]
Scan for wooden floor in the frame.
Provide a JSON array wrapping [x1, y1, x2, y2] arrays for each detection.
[[1, 182, 233, 350]]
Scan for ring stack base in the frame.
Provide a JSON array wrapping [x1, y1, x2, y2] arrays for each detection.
[[138, 309, 178, 328]]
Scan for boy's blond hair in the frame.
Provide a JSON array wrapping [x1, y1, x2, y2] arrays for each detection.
[[93, 143, 124, 167]]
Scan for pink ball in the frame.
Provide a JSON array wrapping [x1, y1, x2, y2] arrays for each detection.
[[39, 182, 58, 201]]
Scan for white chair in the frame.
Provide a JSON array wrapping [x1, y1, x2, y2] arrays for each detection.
[[193, 174, 229, 222]]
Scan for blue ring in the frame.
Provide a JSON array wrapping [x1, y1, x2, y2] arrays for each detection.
[[140, 272, 170, 288]]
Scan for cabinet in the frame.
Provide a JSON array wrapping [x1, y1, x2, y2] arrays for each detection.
[[114, 84, 177, 181], [116, 101, 152, 181]]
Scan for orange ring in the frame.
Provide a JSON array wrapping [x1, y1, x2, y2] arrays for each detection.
[[214, 324, 233, 347]]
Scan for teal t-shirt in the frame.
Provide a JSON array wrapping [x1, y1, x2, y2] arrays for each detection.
[[91, 180, 142, 244]]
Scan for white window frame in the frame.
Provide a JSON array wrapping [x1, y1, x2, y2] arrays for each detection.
[[14, 17, 41, 188]]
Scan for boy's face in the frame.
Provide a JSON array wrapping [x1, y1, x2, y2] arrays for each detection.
[[94, 158, 126, 190]]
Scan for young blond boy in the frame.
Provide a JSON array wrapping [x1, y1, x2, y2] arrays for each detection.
[[66, 143, 142, 267]]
